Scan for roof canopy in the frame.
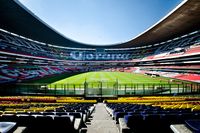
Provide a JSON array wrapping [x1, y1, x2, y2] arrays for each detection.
[[0, 0, 200, 48]]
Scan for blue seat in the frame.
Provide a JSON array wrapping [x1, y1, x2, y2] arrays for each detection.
[[42, 112, 55, 115], [0, 122, 16, 133], [69, 112, 82, 118], [124, 114, 143, 132], [114, 112, 127, 123], [0, 114, 17, 122], [53, 115, 76, 133], [185, 119, 200, 133], [125, 113, 170, 133], [178, 113, 196, 122], [22, 115, 54, 133], [56, 112, 68, 116], [17, 115, 35, 126]]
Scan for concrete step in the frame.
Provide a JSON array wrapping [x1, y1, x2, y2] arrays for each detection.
[[86, 103, 119, 133]]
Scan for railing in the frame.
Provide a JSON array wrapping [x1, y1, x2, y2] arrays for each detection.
[[0, 82, 200, 97]]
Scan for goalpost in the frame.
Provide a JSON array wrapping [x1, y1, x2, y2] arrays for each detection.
[[84, 80, 118, 98]]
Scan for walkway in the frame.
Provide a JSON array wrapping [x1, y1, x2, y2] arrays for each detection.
[[86, 103, 119, 133]]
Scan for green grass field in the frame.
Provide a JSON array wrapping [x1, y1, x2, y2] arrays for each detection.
[[50, 71, 170, 85], [41, 72, 194, 95], [47, 72, 182, 95]]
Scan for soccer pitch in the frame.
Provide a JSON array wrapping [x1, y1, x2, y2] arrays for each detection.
[[45, 72, 193, 95], [50, 72, 169, 85]]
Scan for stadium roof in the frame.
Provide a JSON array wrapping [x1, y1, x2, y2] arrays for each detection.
[[0, 0, 200, 48]]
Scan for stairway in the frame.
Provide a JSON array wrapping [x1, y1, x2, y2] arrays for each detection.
[[86, 103, 119, 133]]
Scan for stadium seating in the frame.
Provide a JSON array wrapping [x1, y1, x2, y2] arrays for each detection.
[[105, 96, 200, 133], [0, 65, 81, 83], [0, 1, 200, 133], [0, 28, 200, 85], [0, 96, 96, 133], [142, 45, 200, 61], [2, 96, 200, 133]]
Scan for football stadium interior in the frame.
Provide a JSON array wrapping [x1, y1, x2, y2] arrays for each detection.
[[0, 0, 200, 132]]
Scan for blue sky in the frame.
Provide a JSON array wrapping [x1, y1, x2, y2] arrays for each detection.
[[19, 0, 182, 45]]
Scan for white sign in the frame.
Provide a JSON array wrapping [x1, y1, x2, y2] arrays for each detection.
[[70, 51, 130, 60]]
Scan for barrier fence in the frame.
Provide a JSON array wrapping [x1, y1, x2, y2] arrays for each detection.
[[0, 82, 200, 97]]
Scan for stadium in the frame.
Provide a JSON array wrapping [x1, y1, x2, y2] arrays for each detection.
[[0, 0, 200, 132]]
